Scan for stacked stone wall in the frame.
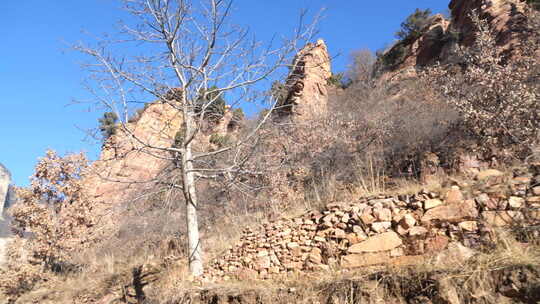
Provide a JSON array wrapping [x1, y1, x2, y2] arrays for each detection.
[[206, 167, 540, 280]]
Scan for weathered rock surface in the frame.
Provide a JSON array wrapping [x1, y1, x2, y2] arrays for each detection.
[[83, 101, 239, 209], [377, 0, 535, 81], [0, 163, 13, 268], [449, 0, 530, 51], [275, 39, 332, 121], [421, 200, 478, 223], [0, 163, 11, 218], [82, 102, 183, 206], [347, 232, 402, 253]]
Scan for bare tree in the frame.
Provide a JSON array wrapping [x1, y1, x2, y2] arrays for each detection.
[[73, 0, 319, 276], [346, 49, 376, 88]]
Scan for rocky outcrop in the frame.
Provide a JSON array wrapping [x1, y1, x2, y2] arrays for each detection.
[[83, 102, 183, 206], [377, 0, 535, 81], [275, 39, 332, 121], [205, 165, 540, 280], [449, 0, 530, 50], [83, 101, 237, 208], [0, 164, 13, 268], [0, 163, 11, 218]]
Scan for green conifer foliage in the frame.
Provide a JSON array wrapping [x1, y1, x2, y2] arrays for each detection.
[[98, 112, 118, 140], [395, 8, 433, 41]]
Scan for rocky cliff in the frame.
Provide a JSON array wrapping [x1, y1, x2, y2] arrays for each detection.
[[275, 39, 332, 121], [83, 102, 183, 206], [449, 0, 530, 49], [377, 0, 534, 81], [0, 163, 11, 218], [84, 39, 332, 208], [0, 163, 13, 268], [83, 101, 237, 209]]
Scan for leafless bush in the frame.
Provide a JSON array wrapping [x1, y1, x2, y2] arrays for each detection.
[[424, 11, 540, 159], [330, 75, 459, 178], [345, 49, 376, 88]]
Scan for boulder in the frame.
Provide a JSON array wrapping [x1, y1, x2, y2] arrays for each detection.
[[426, 235, 450, 253], [433, 242, 476, 267], [475, 169, 504, 181], [421, 200, 478, 223], [445, 186, 463, 204], [409, 226, 428, 236], [482, 211, 524, 227], [341, 252, 390, 268], [424, 199, 443, 210], [399, 214, 416, 230], [458, 221, 478, 232], [508, 196, 524, 209], [371, 221, 391, 233], [373, 208, 392, 222], [348, 231, 402, 253]]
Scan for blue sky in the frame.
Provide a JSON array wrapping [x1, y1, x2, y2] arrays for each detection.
[[0, 0, 448, 186]]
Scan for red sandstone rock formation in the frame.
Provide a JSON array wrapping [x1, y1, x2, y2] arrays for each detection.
[[378, 0, 534, 82], [84, 102, 183, 206], [83, 95, 239, 208], [275, 39, 332, 121], [449, 0, 530, 50]]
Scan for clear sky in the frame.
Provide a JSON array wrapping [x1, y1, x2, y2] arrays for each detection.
[[0, 0, 449, 186]]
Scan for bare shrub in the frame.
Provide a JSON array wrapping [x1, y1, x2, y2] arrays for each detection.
[[424, 11, 540, 159], [345, 49, 376, 88], [330, 75, 459, 178]]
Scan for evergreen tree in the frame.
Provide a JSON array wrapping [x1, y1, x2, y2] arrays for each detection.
[[98, 112, 118, 140], [194, 86, 226, 121], [395, 8, 433, 41]]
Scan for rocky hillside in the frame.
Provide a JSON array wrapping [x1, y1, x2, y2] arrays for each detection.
[[376, 0, 534, 81], [81, 39, 333, 215], [82, 0, 538, 201], [1, 0, 538, 303]]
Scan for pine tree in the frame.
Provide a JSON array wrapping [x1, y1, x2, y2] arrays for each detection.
[[194, 86, 226, 121], [98, 112, 118, 140], [395, 8, 433, 41]]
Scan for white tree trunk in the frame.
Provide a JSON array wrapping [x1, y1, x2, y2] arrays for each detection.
[[182, 116, 204, 277]]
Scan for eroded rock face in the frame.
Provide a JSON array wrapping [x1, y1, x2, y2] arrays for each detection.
[[83, 101, 236, 208], [377, 14, 451, 82], [275, 39, 332, 121], [449, 0, 530, 51], [0, 164, 13, 268], [0, 163, 11, 217], [378, 0, 534, 81], [83, 102, 183, 206]]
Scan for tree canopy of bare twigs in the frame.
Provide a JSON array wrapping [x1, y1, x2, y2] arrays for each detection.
[[73, 0, 320, 276]]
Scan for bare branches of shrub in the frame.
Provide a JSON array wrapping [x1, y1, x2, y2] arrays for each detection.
[[423, 11, 540, 158]]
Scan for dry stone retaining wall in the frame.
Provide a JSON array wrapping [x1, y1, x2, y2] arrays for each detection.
[[206, 166, 540, 280]]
